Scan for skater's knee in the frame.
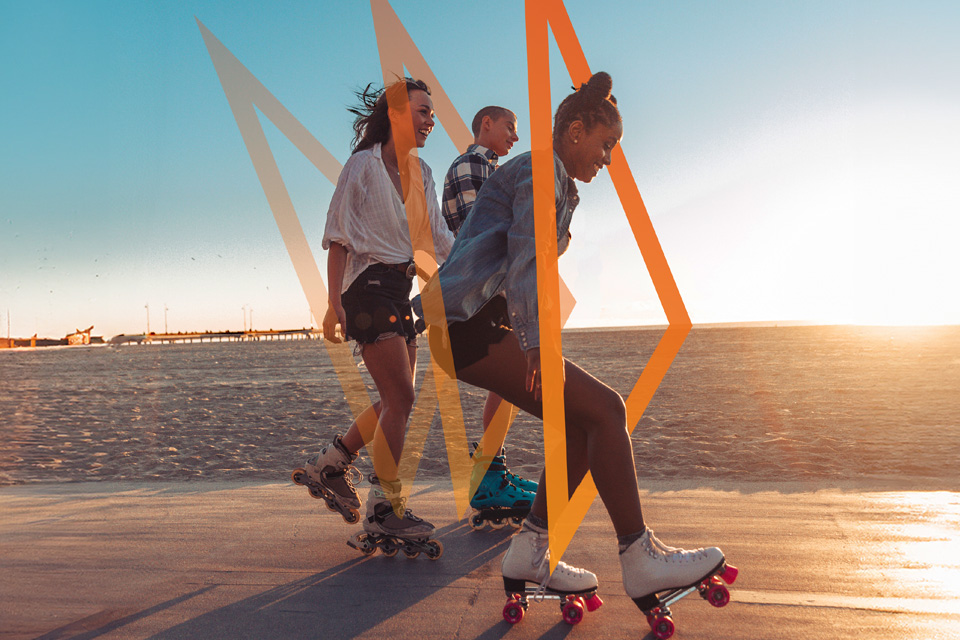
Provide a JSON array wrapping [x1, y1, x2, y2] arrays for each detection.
[[595, 389, 627, 431], [382, 384, 415, 419]]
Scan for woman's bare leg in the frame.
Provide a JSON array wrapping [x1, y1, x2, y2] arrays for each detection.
[[341, 402, 381, 454], [356, 336, 417, 481], [340, 341, 417, 455], [456, 331, 645, 536]]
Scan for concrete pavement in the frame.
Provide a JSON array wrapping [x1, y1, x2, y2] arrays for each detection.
[[2, 481, 959, 639]]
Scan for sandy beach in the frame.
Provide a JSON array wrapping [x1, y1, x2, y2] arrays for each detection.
[[2, 326, 959, 490], [2, 327, 959, 637]]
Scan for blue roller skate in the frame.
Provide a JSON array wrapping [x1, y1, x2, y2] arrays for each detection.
[[468, 443, 536, 531], [471, 442, 539, 493]]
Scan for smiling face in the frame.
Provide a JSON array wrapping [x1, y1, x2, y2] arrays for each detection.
[[390, 89, 435, 149], [561, 119, 623, 182], [478, 113, 519, 157]]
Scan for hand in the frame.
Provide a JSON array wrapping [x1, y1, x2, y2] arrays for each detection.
[[322, 302, 346, 343], [525, 347, 566, 401]]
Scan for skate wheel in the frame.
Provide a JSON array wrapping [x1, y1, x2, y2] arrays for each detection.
[[489, 518, 506, 530], [425, 539, 443, 560], [509, 517, 523, 529], [650, 614, 675, 640], [324, 500, 337, 512], [705, 583, 730, 608], [380, 538, 399, 557], [469, 513, 486, 531], [402, 547, 420, 559], [561, 596, 584, 625], [291, 469, 306, 485], [309, 486, 324, 499], [344, 509, 360, 525], [502, 595, 525, 624], [352, 534, 376, 556]]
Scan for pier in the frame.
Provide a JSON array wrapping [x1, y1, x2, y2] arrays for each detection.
[[108, 328, 323, 345]]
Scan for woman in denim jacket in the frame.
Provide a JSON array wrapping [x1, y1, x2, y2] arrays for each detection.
[[422, 73, 727, 612]]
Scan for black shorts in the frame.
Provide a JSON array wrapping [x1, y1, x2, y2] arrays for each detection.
[[341, 264, 418, 346], [429, 295, 512, 376]]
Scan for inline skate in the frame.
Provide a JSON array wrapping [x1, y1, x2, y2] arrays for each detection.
[[468, 443, 536, 530], [291, 434, 362, 524], [347, 474, 443, 560]]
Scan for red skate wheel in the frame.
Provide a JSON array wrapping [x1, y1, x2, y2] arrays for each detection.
[[650, 615, 675, 640], [503, 595, 524, 624], [561, 596, 584, 625], [706, 583, 730, 608], [584, 593, 603, 612], [720, 564, 739, 584]]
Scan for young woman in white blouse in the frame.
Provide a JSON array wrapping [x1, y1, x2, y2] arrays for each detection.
[[294, 78, 453, 547]]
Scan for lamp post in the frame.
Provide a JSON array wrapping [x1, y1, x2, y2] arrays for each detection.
[[145, 303, 150, 335], [164, 304, 169, 334]]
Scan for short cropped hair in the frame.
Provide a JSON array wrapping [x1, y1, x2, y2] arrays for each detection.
[[471, 106, 515, 137]]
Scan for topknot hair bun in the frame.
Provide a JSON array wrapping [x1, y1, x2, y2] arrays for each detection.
[[582, 71, 613, 102]]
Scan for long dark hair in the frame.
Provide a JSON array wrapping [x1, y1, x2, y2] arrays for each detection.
[[553, 71, 621, 143], [349, 77, 431, 154]]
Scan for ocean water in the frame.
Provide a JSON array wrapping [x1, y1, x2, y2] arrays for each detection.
[[1, 326, 958, 488]]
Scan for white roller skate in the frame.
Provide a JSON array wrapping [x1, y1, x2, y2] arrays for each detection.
[[500, 520, 603, 625], [346, 475, 443, 560], [620, 528, 738, 640], [291, 435, 362, 524]]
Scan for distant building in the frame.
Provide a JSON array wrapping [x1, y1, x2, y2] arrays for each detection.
[[66, 326, 94, 346]]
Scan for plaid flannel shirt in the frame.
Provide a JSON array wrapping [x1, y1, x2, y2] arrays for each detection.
[[441, 144, 499, 235]]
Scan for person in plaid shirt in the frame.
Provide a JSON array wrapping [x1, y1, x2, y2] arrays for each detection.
[[441, 107, 539, 523], [442, 106, 519, 234]]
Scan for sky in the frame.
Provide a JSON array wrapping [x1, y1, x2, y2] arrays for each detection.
[[2, 0, 959, 339]]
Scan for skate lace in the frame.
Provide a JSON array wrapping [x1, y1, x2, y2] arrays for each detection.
[[528, 534, 587, 601], [384, 496, 422, 523], [644, 530, 710, 564], [344, 466, 363, 488], [531, 539, 552, 601]]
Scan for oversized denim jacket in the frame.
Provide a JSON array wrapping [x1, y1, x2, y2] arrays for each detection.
[[417, 151, 578, 351]]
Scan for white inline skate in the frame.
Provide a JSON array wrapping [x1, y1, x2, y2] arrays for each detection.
[[291, 434, 362, 524]]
